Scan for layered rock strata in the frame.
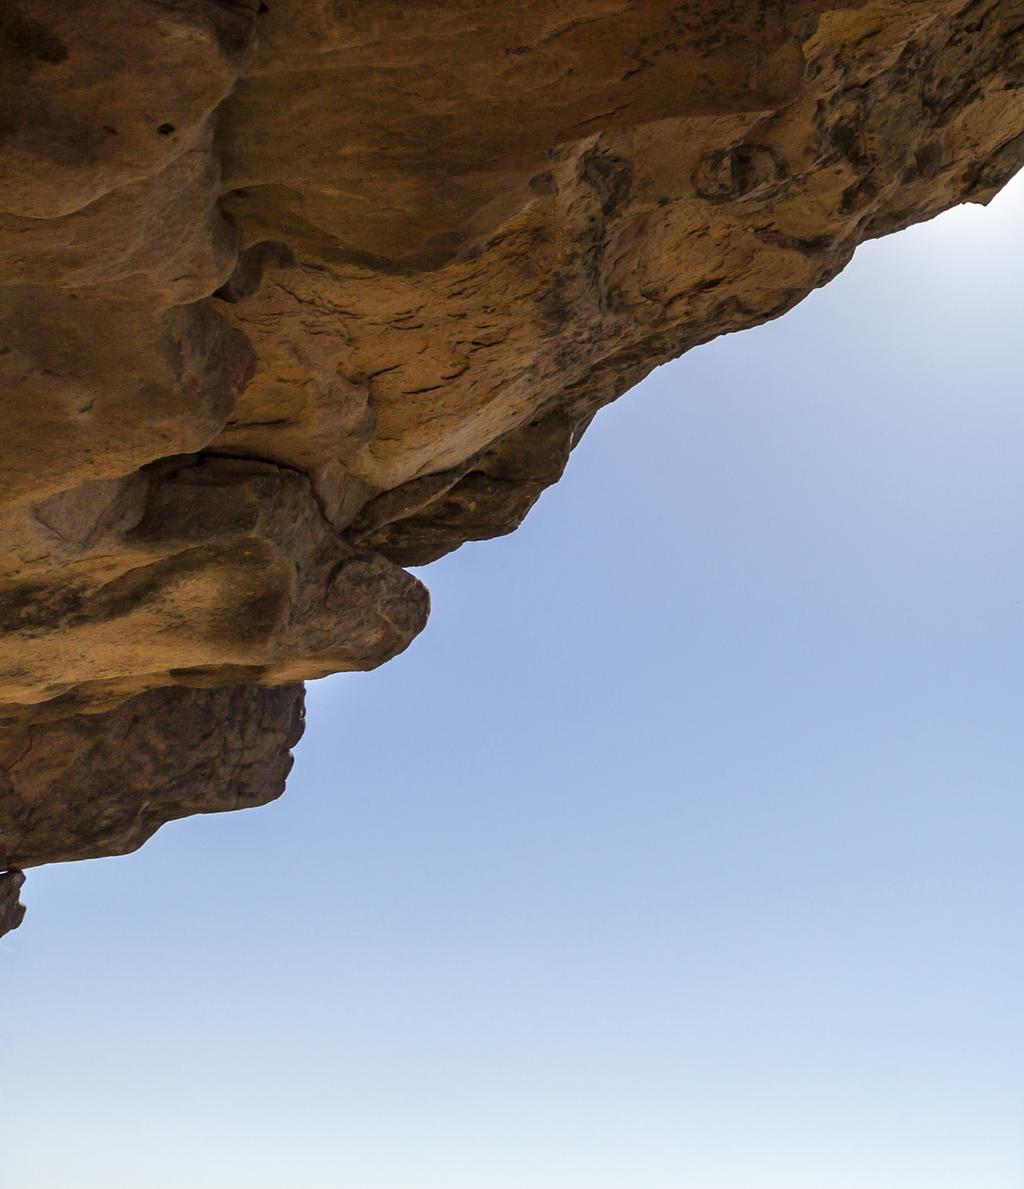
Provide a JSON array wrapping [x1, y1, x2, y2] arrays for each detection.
[[2, 0, 1024, 935]]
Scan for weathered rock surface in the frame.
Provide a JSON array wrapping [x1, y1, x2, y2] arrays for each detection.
[[0, 683, 305, 871], [0, 869, 26, 940], [2, 0, 1024, 933]]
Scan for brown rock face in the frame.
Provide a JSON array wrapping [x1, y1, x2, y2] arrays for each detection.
[[2, 0, 1023, 932], [0, 683, 305, 870], [0, 869, 26, 940]]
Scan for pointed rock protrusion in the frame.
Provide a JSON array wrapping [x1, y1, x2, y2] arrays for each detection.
[[0, 869, 26, 940]]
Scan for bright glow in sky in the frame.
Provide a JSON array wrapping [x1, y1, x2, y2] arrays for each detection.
[[4, 173, 1024, 1189]]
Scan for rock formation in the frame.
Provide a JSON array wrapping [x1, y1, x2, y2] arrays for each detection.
[[0, 868, 26, 938], [2, 0, 1023, 937]]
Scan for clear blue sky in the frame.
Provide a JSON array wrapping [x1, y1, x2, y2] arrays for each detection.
[[4, 174, 1024, 1189]]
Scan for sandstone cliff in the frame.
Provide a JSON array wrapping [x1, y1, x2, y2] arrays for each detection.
[[2, 0, 1023, 936]]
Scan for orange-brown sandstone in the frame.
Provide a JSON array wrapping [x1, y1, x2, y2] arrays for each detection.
[[2, 0, 1023, 933]]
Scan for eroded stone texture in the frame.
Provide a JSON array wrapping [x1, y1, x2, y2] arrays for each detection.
[[0, 683, 305, 870], [2, 0, 1024, 934], [0, 869, 26, 941]]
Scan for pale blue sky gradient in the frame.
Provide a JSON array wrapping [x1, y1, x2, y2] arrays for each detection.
[[3, 175, 1024, 1189]]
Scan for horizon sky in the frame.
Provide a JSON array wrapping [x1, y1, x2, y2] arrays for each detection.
[[3, 172, 1024, 1189]]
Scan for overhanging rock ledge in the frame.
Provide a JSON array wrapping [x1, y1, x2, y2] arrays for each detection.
[[2, 0, 1023, 934]]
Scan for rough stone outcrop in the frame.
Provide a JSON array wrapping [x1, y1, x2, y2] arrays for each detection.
[[0, 683, 305, 871], [0, 869, 26, 941], [2, 0, 1024, 933]]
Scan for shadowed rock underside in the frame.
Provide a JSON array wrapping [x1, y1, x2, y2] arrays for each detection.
[[2, 0, 1024, 936]]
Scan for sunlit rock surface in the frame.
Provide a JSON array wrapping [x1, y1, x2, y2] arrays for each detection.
[[2, 0, 1024, 931]]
